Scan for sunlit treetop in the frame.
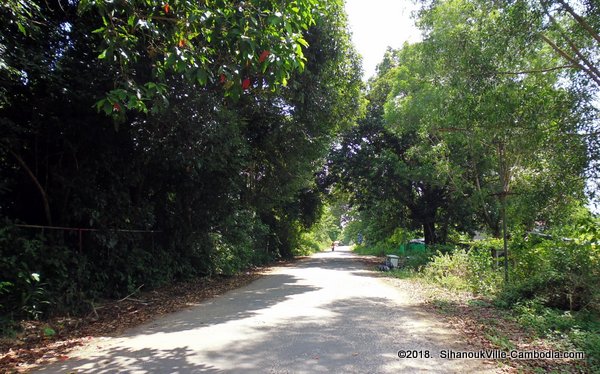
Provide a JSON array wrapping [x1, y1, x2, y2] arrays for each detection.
[[3, 0, 333, 118], [75, 0, 333, 117]]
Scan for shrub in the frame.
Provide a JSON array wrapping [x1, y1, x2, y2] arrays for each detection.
[[422, 245, 501, 294], [0, 224, 55, 325], [403, 246, 435, 271], [507, 233, 600, 312], [513, 298, 600, 370], [352, 227, 422, 258], [423, 250, 470, 291]]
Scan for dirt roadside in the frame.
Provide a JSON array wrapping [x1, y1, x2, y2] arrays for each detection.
[[0, 262, 282, 373]]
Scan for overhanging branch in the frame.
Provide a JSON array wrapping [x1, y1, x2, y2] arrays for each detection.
[[539, 34, 600, 87], [556, 0, 600, 45], [8, 149, 52, 225]]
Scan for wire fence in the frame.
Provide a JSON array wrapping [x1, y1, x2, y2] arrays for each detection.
[[14, 224, 162, 253]]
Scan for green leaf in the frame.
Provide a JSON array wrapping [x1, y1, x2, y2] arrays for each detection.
[[43, 327, 56, 337], [17, 23, 27, 35], [196, 69, 208, 85], [267, 15, 280, 26], [97, 98, 112, 115], [297, 38, 309, 48]]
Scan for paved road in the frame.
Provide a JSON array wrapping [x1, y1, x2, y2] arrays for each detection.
[[38, 247, 497, 373]]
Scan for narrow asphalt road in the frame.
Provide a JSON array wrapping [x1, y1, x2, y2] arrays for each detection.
[[38, 247, 498, 373]]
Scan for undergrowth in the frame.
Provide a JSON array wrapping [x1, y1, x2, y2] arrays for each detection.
[[355, 238, 600, 370]]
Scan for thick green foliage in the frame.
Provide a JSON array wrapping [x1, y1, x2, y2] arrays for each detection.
[[370, 206, 600, 314], [0, 0, 362, 326], [418, 231, 600, 313], [333, 0, 600, 366], [332, 0, 594, 313], [351, 226, 439, 270], [503, 235, 600, 313], [331, 0, 592, 248], [413, 222, 600, 365]]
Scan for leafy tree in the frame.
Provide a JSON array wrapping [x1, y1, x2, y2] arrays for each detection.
[[241, 0, 363, 257], [330, 0, 590, 260], [415, 0, 588, 281], [0, 0, 363, 320], [329, 48, 442, 245]]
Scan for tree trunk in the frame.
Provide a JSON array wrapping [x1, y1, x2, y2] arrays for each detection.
[[423, 221, 436, 245]]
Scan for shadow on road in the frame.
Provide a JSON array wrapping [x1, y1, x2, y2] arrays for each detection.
[[46, 298, 481, 373], [195, 297, 468, 373], [37, 247, 494, 373], [128, 273, 321, 335], [47, 346, 222, 373], [295, 257, 366, 272]]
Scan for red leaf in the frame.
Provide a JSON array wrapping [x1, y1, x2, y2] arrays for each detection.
[[163, 3, 170, 13], [220, 74, 227, 84], [241, 78, 251, 90], [258, 50, 270, 63], [112, 103, 121, 112]]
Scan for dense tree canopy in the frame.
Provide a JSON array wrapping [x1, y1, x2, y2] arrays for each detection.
[[329, 0, 594, 247], [0, 0, 362, 317]]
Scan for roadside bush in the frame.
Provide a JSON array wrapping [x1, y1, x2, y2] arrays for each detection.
[[0, 211, 278, 329], [209, 211, 275, 275], [507, 232, 600, 312], [403, 246, 436, 271], [423, 250, 470, 291], [422, 245, 501, 294], [294, 205, 341, 255], [513, 298, 600, 370], [341, 219, 362, 245], [0, 224, 61, 325], [495, 274, 553, 309], [295, 234, 323, 255], [353, 241, 393, 257], [295, 225, 333, 256], [465, 244, 501, 294], [571, 329, 600, 371]]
